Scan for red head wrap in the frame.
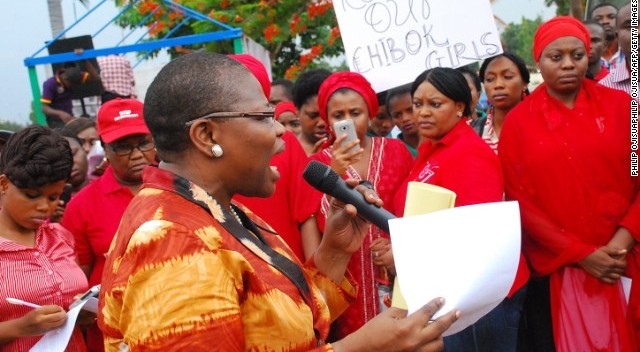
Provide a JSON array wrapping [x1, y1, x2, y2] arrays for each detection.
[[533, 16, 591, 62], [317, 72, 379, 127], [275, 101, 298, 121], [228, 54, 271, 100]]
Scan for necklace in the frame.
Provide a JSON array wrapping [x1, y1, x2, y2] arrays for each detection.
[[229, 206, 243, 224]]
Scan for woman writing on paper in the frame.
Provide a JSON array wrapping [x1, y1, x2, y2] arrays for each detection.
[[499, 16, 638, 351], [392, 67, 529, 352], [310, 71, 414, 340], [0, 126, 88, 351]]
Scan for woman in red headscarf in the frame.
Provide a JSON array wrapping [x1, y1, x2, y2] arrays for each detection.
[[499, 16, 639, 351], [275, 101, 301, 136], [310, 72, 414, 340]]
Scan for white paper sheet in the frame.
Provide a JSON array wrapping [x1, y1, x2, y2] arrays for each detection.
[[389, 201, 521, 336], [30, 297, 97, 352], [621, 277, 632, 304]]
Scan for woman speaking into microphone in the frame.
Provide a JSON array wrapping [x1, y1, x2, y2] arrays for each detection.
[[97, 52, 458, 352]]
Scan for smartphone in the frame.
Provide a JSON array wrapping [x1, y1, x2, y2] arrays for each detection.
[[60, 183, 73, 204], [333, 119, 359, 154]]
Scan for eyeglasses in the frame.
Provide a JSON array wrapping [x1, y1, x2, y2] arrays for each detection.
[[108, 139, 155, 156], [184, 110, 275, 126]]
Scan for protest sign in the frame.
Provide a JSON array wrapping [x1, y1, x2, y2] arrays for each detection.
[[333, 0, 503, 91]]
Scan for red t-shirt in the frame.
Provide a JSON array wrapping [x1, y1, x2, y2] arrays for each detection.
[[63, 166, 135, 288], [393, 119, 529, 296], [393, 119, 504, 213]]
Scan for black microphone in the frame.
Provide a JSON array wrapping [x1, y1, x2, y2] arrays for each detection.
[[303, 160, 396, 233]]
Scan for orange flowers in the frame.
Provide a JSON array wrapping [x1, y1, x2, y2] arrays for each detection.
[[148, 21, 164, 36], [297, 44, 324, 72], [285, 65, 301, 80], [263, 24, 280, 43], [328, 26, 340, 46], [307, 0, 332, 19], [290, 15, 307, 35], [138, 0, 159, 15], [310, 44, 323, 56]]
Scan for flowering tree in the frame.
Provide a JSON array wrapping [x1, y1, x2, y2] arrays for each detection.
[[115, 0, 343, 79]]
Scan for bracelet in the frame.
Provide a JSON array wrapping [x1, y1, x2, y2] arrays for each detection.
[[358, 180, 374, 190]]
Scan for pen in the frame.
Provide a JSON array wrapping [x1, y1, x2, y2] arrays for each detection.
[[6, 297, 42, 309]]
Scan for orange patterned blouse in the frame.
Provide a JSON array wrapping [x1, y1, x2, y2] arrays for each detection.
[[98, 166, 356, 351]]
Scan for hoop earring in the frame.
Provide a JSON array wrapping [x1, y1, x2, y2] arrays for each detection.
[[211, 144, 224, 158]]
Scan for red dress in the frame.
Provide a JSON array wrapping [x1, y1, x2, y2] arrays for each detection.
[[499, 79, 640, 351], [312, 136, 414, 340]]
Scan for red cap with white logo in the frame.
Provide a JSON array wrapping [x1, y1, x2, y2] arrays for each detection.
[[97, 98, 150, 144]]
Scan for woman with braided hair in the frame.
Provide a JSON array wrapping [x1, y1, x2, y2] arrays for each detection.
[[0, 125, 88, 351]]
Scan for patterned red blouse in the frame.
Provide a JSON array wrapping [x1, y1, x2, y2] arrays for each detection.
[[99, 166, 356, 351]]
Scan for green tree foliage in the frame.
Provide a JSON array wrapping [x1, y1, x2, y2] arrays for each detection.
[[501, 16, 543, 67], [0, 120, 26, 132], [114, 0, 344, 79]]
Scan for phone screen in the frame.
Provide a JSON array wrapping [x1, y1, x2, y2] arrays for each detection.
[[333, 119, 359, 153], [60, 184, 73, 204]]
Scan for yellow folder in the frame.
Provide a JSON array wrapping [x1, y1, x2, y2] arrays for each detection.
[[391, 182, 457, 309]]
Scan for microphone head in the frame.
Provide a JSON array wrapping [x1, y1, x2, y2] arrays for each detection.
[[303, 160, 340, 194]]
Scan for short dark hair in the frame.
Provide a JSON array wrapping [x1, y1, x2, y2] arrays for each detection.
[[456, 66, 482, 93], [292, 69, 331, 109], [411, 68, 472, 118], [584, 20, 606, 31], [61, 117, 95, 138], [590, 2, 618, 17], [62, 67, 84, 85], [143, 52, 249, 156], [0, 125, 72, 188], [272, 79, 294, 100], [385, 83, 412, 115], [479, 52, 531, 87]]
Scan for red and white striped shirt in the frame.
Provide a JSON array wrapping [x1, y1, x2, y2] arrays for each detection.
[[599, 59, 633, 99], [97, 55, 136, 98], [0, 223, 88, 352], [481, 112, 499, 154]]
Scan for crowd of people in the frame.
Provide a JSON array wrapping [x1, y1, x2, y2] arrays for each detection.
[[0, 2, 637, 351]]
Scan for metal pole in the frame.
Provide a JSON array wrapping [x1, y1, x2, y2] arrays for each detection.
[[233, 37, 243, 54], [27, 66, 46, 126]]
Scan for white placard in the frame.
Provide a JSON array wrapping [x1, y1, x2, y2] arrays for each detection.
[[333, 0, 503, 92], [389, 201, 521, 336]]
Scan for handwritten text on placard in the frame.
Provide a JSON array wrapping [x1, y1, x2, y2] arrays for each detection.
[[333, 0, 503, 92]]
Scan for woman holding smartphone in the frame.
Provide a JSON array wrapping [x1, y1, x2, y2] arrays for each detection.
[[0, 126, 88, 351], [310, 71, 414, 341]]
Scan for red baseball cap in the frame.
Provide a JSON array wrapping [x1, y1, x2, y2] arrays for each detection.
[[97, 98, 150, 144]]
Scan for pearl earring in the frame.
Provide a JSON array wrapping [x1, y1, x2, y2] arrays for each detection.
[[211, 144, 224, 158], [457, 111, 463, 118]]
